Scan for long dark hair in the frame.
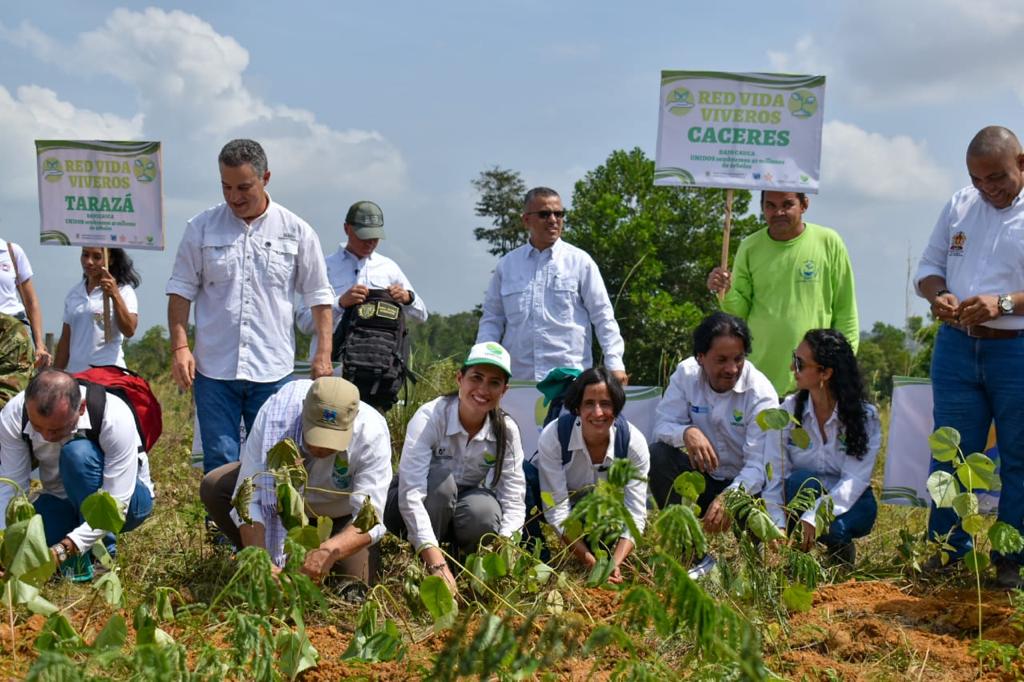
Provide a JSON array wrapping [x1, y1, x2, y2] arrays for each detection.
[[794, 329, 870, 459], [447, 365, 510, 486], [83, 248, 141, 288]]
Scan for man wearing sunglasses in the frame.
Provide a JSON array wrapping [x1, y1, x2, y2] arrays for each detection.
[[477, 187, 627, 383], [916, 125, 1024, 589]]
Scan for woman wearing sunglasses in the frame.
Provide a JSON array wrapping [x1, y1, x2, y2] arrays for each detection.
[[762, 329, 880, 565]]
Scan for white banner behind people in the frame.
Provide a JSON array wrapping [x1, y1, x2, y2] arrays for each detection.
[[654, 71, 825, 193], [883, 376, 1000, 513], [36, 140, 165, 250]]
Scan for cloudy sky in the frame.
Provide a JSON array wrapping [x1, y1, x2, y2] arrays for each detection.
[[0, 1, 1018, 341]]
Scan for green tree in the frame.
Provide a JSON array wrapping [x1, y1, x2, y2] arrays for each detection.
[[409, 310, 481, 363], [855, 316, 932, 403], [472, 166, 528, 257], [565, 148, 761, 385], [123, 325, 175, 381]]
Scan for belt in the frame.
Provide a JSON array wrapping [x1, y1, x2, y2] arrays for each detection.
[[946, 323, 1024, 339]]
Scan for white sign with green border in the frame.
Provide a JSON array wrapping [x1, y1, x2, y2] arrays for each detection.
[[655, 71, 825, 193], [35, 140, 164, 250]]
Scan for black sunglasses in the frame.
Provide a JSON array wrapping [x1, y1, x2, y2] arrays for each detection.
[[792, 351, 822, 373], [526, 210, 566, 220]]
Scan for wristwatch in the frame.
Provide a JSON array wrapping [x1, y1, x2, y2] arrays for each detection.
[[998, 294, 1015, 316], [51, 541, 69, 564]]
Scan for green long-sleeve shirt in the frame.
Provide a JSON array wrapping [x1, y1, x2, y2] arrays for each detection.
[[723, 222, 859, 395]]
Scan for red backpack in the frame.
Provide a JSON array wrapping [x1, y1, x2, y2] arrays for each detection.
[[74, 365, 163, 453]]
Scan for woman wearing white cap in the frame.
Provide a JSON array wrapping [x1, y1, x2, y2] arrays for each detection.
[[384, 342, 526, 596]]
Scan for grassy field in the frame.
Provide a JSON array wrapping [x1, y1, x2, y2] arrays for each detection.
[[1, 365, 1022, 681]]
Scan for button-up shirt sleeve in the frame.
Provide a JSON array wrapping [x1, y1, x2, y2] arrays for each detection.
[[727, 379, 780, 494], [579, 255, 625, 372], [347, 409, 392, 544], [476, 265, 506, 345], [536, 420, 571, 535], [495, 414, 526, 538], [915, 197, 956, 292], [165, 221, 202, 301], [801, 405, 881, 530], [0, 394, 32, 533], [294, 226, 334, 309], [652, 362, 693, 448], [396, 399, 445, 553], [622, 424, 650, 539], [68, 395, 146, 552], [761, 396, 795, 529]]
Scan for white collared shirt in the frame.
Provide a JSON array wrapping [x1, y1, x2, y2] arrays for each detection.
[[535, 417, 649, 540], [295, 245, 428, 359], [397, 396, 526, 552], [230, 380, 392, 564], [165, 197, 335, 381], [916, 186, 1024, 329], [62, 281, 138, 373], [653, 357, 778, 491], [0, 387, 153, 552], [762, 393, 881, 530], [476, 239, 625, 381]]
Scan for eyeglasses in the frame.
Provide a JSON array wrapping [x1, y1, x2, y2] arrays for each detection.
[[792, 351, 820, 373], [525, 210, 566, 220]]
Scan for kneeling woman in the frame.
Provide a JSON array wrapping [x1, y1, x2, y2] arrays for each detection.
[[385, 343, 525, 595], [762, 329, 880, 564], [536, 368, 649, 583]]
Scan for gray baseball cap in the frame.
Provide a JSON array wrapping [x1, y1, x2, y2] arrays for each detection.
[[345, 201, 386, 239]]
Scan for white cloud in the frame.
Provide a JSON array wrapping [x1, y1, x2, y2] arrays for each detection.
[[821, 121, 951, 201]]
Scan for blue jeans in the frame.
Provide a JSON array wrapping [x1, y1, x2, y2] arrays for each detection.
[[33, 438, 153, 552], [194, 373, 291, 473], [785, 469, 877, 547], [928, 325, 1024, 564]]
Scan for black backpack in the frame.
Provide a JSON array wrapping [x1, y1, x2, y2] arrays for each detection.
[[331, 289, 409, 412]]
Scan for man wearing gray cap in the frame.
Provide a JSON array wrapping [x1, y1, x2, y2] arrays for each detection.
[[296, 200, 427, 361]]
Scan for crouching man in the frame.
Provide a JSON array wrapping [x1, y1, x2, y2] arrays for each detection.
[[0, 369, 155, 580], [201, 377, 391, 583]]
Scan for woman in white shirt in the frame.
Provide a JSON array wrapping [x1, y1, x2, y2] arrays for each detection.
[[536, 367, 649, 584], [762, 329, 880, 565], [384, 342, 526, 596], [55, 248, 139, 373]]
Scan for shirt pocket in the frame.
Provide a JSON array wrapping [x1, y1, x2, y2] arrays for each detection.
[[546, 272, 579, 319], [200, 234, 239, 286], [500, 278, 529, 324], [261, 238, 298, 288]]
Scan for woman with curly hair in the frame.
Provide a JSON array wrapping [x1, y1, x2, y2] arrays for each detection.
[[762, 329, 880, 565], [55, 247, 140, 372]]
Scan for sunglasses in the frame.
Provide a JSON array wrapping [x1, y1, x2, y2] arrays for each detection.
[[526, 210, 566, 220], [792, 351, 820, 373]]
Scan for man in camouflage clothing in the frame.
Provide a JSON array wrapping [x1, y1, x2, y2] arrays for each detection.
[[0, 314, 35, 409]]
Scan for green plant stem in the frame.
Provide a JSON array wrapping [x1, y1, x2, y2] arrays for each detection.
[[6, 587, 15, 667]]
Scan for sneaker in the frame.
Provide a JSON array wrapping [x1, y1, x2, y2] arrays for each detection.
[[60, 555, 94, 583], [994, 560, 1024, 590], [826, 542, 856, 567], [687, 553, 717, 579]]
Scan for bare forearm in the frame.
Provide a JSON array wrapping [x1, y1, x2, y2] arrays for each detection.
[[167, 294, 192, 346]]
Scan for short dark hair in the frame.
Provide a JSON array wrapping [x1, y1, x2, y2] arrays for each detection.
[[759, 191, 808, 206], [218, 139, 268, 177], [693, 312, 752, 356], [26, 369, 81, 417], [523, 187, 560, 211], [563, 367, 626, 417]]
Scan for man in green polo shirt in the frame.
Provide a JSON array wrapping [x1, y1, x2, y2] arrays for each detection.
[[707, 191, 859, 394]]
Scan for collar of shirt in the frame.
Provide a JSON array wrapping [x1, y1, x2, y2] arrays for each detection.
[[443, 398, 495, 443], [796, 394, 838, 435], [566, 418, 617, 468], [526, 238, 564, 259]]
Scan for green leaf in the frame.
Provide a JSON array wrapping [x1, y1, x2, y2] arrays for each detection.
[[154, 587, 175, 622], [81, 491, 126, 535], [757, 408, 792, 432], [989, 521, 1024, 555], [1, 514, 55, 586], [926, 471, 958, 508], [352, 497, 379, 533], [314, 515, 332, 545], [563, 517, 584, 543], [963, 549, 990, 574], [5, 495, 35, 526], [35, 613, 84, 653], [781, 583, 814, 613], [764, 462, 774, 482], [94, 571, 123, 607], [267, 438, 302, 469], [790, 427, 811, 450], [747, 509, 784, 542], [962, 513, 985, 535], [232, 476, 255, 526], [92, 613, 127, 652], [3, 578, 57, 616], [540, 491, 556, 509], [275, 628, 319, 679], [482, 552, 507, 580], [952, 492, 978, 520], [277, 481, 307, 530], [419, 575, 457, 630], [91, 542, 114, 569], [928, 427, 961, 462], [672, 471, 706, 504], [287, 525, 321, 550], [586, 551, 616, 587], [956, 453, 997, 491]]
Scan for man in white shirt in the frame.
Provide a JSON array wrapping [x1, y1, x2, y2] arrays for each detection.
[[200, 377, 391, 583], [916, 125, 1024, 588], [476, 187, 627, 383], [166, 139, 335, 474], [295, 200, 427, 360], [0, 369, 154, 580], [649, 313, 778, 534]]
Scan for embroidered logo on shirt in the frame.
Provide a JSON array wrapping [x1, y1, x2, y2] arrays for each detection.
[[949, 231, 966, 256], [799, 259, 818, 282], [482, 451, 497, 467], [332, 455, 351, 489], [690, 405, 710, 414], [731, 409, 744, 425]]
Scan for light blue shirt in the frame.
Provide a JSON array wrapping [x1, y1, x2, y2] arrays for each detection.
[[476, 239, 625, 381]]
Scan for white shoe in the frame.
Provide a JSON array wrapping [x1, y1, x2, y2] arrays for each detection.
[[687, 553, 717, 579]]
